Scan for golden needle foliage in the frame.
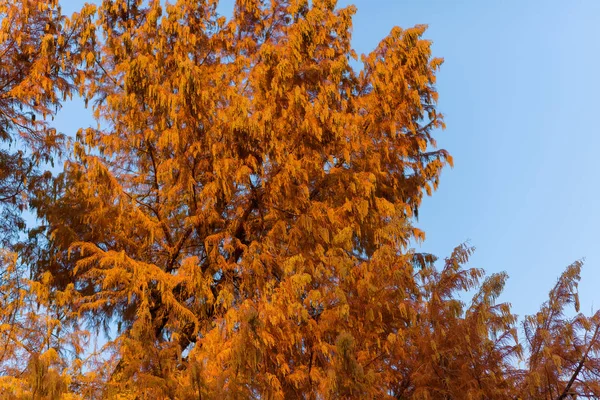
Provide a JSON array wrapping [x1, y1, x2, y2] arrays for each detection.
[[0, 1, 598, 399]]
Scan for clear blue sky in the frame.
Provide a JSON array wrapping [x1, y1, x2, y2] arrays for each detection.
[[58, 0, 600, 320], [336, 0, 600, 319]]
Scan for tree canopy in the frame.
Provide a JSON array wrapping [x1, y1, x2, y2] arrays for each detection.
[[0, 0, 598, 399]]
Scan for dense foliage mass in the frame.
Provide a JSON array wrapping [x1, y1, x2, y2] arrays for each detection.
[[0, 0, 598, 398]]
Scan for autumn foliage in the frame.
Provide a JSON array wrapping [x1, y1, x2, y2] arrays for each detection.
[[0, 0, 599, 398]]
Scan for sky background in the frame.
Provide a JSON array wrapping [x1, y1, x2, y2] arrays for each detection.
[[337, 0, 600, 320], [57, 0, 600, 321]]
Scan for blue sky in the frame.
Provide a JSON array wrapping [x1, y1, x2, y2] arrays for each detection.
[[336, 0, 600, 319], [57, 0, 600, 320]]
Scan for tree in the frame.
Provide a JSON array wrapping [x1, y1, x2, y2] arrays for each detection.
[[0, 0, 78, 244], [1, 0, 598, 398], [0, 1, 92, 397], [520, 261, 600, 399], [34, 0, 449, 396]]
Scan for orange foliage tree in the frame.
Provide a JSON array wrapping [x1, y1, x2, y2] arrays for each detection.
[[0, 0, 75, 245], [0, 1, 92, 397], [0, 0, 599, 398]]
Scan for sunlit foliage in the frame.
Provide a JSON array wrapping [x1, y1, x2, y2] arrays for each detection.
[[0, 1, 598, 398]]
